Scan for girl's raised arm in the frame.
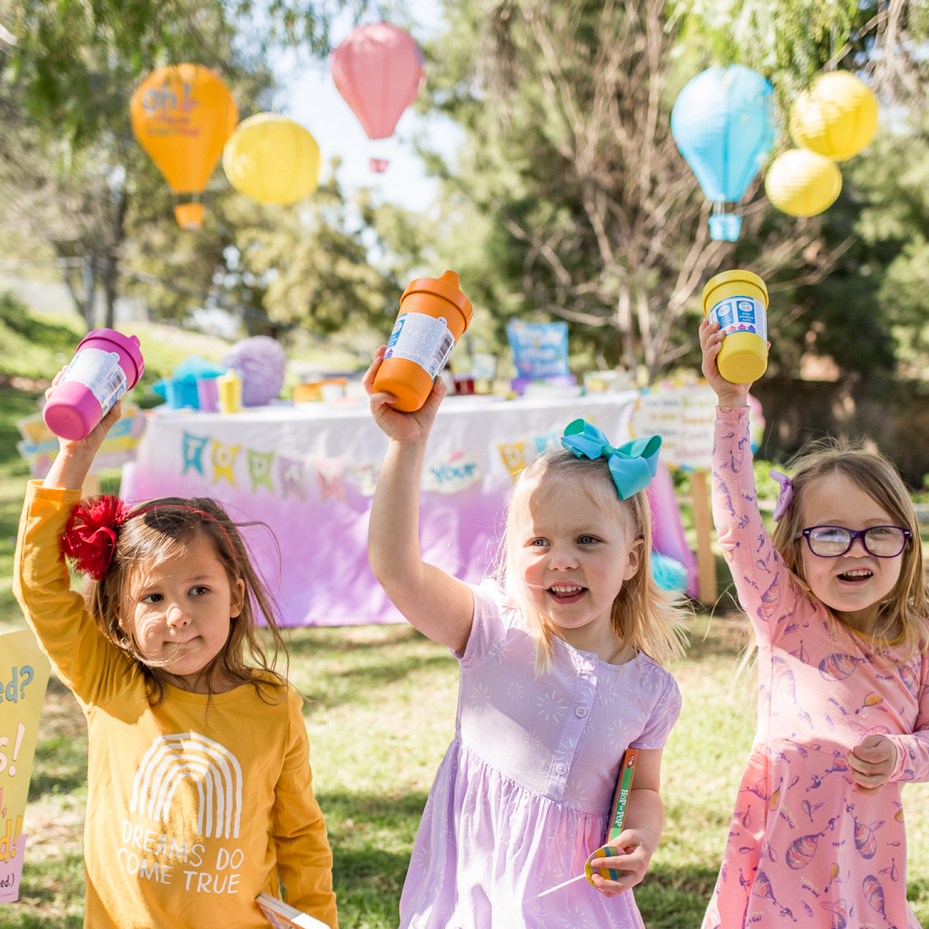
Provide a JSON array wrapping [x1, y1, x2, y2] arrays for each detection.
[[365, 349, 473, 652]]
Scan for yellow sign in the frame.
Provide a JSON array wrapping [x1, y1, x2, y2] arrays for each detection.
[[0, 630, 51, 902]]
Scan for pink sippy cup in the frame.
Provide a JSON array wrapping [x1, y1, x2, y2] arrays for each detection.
[[43, 329, 145, 440]]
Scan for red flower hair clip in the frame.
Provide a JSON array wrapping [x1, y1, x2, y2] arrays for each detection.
[[61, 495, 128, 580]]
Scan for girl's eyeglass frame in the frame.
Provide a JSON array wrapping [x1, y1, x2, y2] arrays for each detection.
[[793, 525, 912, 559]]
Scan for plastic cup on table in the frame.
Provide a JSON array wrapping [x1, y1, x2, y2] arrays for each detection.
[[43, 329, 144, 440]]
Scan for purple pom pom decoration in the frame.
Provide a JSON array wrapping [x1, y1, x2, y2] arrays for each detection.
[[221, 336, 286, 406]]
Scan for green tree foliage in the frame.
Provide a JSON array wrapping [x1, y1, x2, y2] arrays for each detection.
[[419, 0, 849, 382]]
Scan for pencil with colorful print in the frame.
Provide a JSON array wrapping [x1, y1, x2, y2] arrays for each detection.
[[526, 748, 638, 901]]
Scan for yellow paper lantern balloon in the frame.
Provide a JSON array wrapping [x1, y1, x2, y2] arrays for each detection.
[[789, 71, 878, 161], [765, 149, 843, 217], [130, 64, 238, 228], [222, 114, 322, 205]]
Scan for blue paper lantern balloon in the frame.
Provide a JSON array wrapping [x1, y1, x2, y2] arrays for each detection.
[[671, 66, 775, 241]]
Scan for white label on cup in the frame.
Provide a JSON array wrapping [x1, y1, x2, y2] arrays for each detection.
[[384, 314, 456, 378], [709, 297, 767, 341], [63, 348, 129, 415]]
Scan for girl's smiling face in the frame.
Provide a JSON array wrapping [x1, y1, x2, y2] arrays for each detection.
[[799, 472, 904, 635], [126, 532, 245, 692], [512, 474, 642, 657]]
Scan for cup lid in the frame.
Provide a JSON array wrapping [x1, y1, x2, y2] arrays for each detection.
[[702, 269, 768, 311], [78, 329, 145, 385], [401, 270, 473, 326]]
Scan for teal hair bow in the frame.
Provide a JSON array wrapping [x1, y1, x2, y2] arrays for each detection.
[[560, 419, 662, 500]]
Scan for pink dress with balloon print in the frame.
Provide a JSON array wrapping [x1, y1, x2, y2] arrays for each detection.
[[703, 407, 929, 929]]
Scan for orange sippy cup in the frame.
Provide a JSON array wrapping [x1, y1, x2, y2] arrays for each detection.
[[374, 270, 473, 412], [702, 270, 769, 384]]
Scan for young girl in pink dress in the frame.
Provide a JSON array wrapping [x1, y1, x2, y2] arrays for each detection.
[[365, 347, 686, 929], [701, 319, 929, 928]]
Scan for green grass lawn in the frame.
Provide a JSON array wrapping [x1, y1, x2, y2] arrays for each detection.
[[2, 310, 929, 926]]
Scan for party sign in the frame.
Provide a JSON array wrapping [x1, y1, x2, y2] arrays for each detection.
[[0, 630, 51, 902]]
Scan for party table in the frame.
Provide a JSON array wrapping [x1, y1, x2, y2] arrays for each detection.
[[120, 391, 640, 625]]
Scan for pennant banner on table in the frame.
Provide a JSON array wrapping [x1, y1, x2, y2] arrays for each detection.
[[279, 456, 306, 500], [248, 450, 275, 494], [212, 441, 240, 485], [423, 452, 483, 494], [182, 432, 209, 476], [315, 459, 346, 502]]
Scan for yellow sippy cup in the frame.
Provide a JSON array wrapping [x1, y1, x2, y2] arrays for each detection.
[[702, 270, 769, 384]]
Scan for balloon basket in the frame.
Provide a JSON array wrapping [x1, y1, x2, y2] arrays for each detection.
[[174, 203, 204, 229], [708, 213, 742, 241], [369, 158, 389, 173]]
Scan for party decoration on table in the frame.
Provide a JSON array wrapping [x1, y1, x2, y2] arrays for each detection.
[[221, 336, 286, 406], [248, 450, 275, 493], [790, 71, 878, 162], [374, 270, 473, 412], [702, 269, 769, 384], [217, 368, 243, 413], [223, 113, 322, 204], [152, 354, 228, 411], [182, 432, 209, 475], [315, 460, 347, 502], [279, 456, 307, 500], [330, 22, 426, 172], [671, 66, 775, 241], [0, 629, 51, 903], [211, 440, 240, 485], [527, 749, 638, 901], [17, 404, 147, 480], [130, 64, 238, 229], [765, 148, 842, 217], [422, 452, 483, 494]]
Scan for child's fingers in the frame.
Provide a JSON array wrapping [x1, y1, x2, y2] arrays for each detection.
[[361, 347, 387, 396]]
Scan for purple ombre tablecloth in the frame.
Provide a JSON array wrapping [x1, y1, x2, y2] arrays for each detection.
[[120, 392, 639, 625]]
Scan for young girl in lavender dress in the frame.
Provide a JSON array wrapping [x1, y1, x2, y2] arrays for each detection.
[[701, 318, 929, 928], [364, 346, 686, 929]]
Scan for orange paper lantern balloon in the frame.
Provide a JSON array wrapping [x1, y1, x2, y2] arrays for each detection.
[[130, 64, 238, 228]]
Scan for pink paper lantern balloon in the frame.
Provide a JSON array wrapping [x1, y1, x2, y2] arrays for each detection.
[[331, 22, 426, 143]]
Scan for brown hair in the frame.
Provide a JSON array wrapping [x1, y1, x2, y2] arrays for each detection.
[[85, 496, 288, 704], [770, 439, 928, 657], [499, 448, 688, 669]]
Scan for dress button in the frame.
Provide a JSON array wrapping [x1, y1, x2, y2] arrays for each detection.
[[555, 763, 568, 776], [575, 706, 588, 718]]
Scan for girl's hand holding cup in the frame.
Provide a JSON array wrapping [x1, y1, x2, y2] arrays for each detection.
[[700, 319, 752, 409], [363, 345, 447, 444]]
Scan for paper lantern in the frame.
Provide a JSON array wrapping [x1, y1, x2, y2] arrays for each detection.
[[790, 71, 878, 162], [331, 22, 425, 172], [130, 64, 238, 229], [765, 149, 842, 217], [223, 114, 322, 205], [671, 65, 775, 241]]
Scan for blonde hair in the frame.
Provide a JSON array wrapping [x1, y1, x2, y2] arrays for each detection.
[[770, 439, 928, 658], [498, 448, 688, 669], [85, 497, 288, 705]]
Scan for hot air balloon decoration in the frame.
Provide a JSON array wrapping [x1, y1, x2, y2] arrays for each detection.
[[223, 114, 322, 205], [130, 64, 238, 229], [671, 65, 776, 241], [331, 22, 426, 173], [790, 71, 878, 162]]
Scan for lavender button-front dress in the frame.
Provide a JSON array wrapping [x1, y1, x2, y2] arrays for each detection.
[[399, 580, 682, 929]]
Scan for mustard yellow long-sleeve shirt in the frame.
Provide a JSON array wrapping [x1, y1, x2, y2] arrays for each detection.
[[14, 481, 338, 929]]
